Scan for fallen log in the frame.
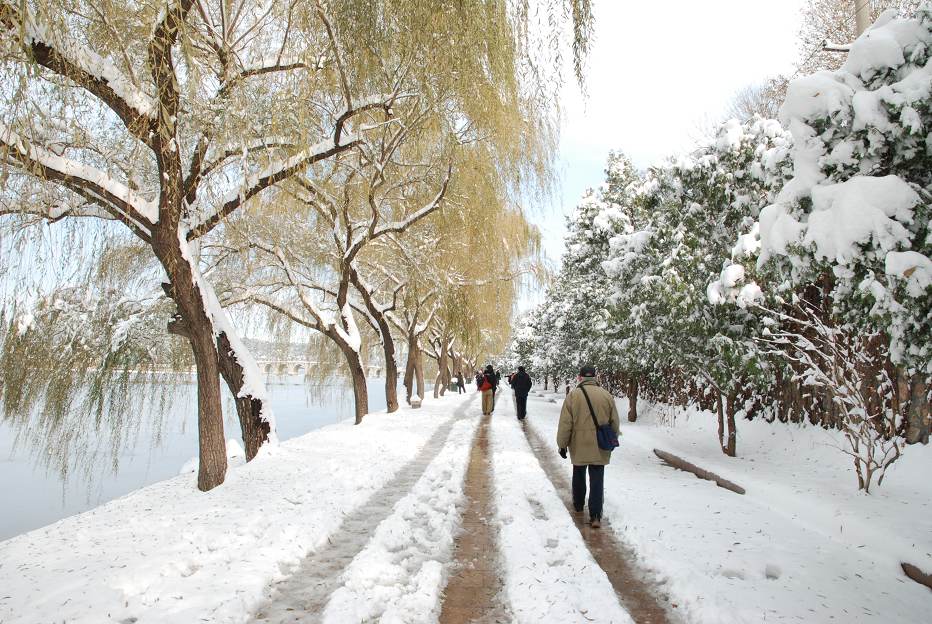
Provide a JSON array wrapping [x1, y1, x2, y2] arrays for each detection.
[[652, 448, 746, 495], [902, 562, 932, 591]]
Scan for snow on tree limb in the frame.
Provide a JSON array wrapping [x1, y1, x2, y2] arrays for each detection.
[[0, 124, 158, 236], [0, 2, 157, 142]]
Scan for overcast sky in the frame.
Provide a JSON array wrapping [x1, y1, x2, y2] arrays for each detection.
[[534, 0, 808, 264]]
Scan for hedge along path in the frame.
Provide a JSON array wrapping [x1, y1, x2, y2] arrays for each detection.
[[250, 397, 474, 623], [522, 418, 678, 624], [438, 411, 513, 624]]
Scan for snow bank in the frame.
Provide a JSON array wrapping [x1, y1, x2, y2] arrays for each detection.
[[0, 394, 469, 623], [320, 416, 479, 623], [489, 407, 633, 624]]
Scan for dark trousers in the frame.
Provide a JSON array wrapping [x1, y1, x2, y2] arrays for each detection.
[[515, 393, 528, 419], [572, 464, 605, 519], [457, 384, 465, 394]]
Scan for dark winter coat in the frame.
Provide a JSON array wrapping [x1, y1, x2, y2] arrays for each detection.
[[510, 370, 532, 396]]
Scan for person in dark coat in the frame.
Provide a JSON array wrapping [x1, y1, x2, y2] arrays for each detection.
[[456, 371, 466, 394], [510, 366, 533, 420]]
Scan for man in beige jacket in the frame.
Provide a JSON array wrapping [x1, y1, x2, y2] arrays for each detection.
[[556, 364, 620, 528]]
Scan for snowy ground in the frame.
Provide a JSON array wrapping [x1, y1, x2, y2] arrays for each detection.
[[0, 393, 466, 624], [523, 389, 932, 624], [1, 385, 929, 623]]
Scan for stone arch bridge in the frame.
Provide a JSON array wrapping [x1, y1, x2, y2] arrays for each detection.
[[257, 359, 383, 378]]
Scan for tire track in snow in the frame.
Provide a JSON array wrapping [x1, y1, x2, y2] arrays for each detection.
[[522, 414, 678, 624], [250, 394, 477, 623]]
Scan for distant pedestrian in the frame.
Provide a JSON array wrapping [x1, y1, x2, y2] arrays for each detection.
[[556, 364, 620, 528], [478, 364, 498, 415], [510, 366, 533, 420], [456, 371, 466, 394]]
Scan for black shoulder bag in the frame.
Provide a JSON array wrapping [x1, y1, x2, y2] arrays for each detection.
[[579, 386, 619, 451]]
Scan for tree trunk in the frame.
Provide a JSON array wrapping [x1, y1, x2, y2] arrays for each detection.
[[725, 389, 737, 457], [906, 374, 930, 444], [414, 346, 425, 400], [544, 375, 549, 390], [403, 333, 417, 404], [349, 271, 399, 413], [381, 335, 400, 413], [716, 388, 725, 453], [216, 332, 270, 461], [156, 235, 227, 492], [338, 342, 369, 424], [436, 335, 449, 398], [190, 331, 228, 490], [628, 377, 639, 422]]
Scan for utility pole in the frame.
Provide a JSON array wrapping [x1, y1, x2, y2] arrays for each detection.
[[854, 0, 871, 36]]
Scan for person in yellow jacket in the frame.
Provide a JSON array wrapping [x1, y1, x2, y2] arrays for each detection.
[[556, 364, 621, 528]]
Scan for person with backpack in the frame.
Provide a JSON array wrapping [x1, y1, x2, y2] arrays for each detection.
[[478, 364, 498, 415], [556, 364, 620, 528], [510, 366, 533, 420]]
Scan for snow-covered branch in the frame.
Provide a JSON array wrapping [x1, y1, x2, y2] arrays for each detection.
[[0, 2, 157, 145], [1, 125, 157, 238]]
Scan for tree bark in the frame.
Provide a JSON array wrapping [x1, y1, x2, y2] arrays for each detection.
[[725, 389, 738, 457], [653, 449, 746, 494], [414, 345, 425, 400], [156, 235, 227, 492], [905, 374, 930, 444], [338, 341, 369, 424], [716, 388, 725, 454], [216, 332, 270, 461], [379, 334, 400, 413], [403, 334, 416, 405], [190, 333, 227, 491], [349, 270, 399, 413], [627, 376, 639, 422]]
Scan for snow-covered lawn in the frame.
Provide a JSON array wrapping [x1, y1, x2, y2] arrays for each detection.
[[0, 393, 471, 624], [524, 390, 932, 624]]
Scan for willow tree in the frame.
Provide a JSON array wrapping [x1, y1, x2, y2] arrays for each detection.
[[0, 0, 407, 490], [220, 0, 587, 416]]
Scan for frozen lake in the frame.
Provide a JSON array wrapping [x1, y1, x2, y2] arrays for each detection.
[[0, 375, 396, 541]]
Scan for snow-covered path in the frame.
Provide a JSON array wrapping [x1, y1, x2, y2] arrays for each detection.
[[485, 393, 637, 624], [0, 394, 474, 623], [252, 394, 478, 622]]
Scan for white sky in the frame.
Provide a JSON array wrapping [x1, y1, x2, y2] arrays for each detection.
[[534, 0, 808, 264]]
